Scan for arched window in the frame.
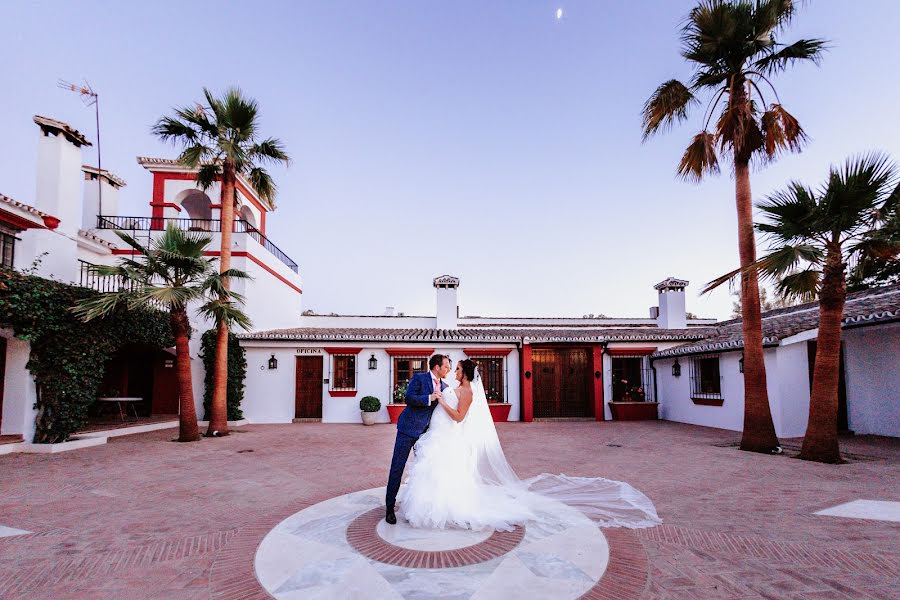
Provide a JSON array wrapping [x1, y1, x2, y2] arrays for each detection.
[[176, 189, 212, 230], [239, 205, 257, 230]]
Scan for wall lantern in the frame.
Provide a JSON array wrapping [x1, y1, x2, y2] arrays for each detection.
[[594, 370, 602, 380], [739, 354, 744, 374], [525, 370, 532, 379], [268, 354, 278, 370], [672, 360, 681, 377], [368, 354, 378, 370]]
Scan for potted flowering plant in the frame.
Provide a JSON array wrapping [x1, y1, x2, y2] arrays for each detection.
[[359, 396, 381, 425], [387, 383, 408, 424]]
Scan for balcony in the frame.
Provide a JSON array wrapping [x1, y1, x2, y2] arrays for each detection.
[[78, 260, 137, 293], [96, 216, 299, 273]]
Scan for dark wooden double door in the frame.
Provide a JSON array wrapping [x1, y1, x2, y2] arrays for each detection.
[[532, 348, 593, 418], [295, 356, 324, 419]]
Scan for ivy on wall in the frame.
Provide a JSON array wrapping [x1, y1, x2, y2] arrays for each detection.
[[0, 269, 172, 443], [199, 329, 246, 422]]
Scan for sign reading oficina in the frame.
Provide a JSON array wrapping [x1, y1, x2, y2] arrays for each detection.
[[296, 348, 323, 355]]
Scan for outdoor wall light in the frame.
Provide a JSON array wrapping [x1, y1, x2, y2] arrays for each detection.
[[594, 370, 602, 379], [525, 371, 532, 379], [739, 355, 744, 374], [268, 354, 278, 370], [368, 354, 378, 370], [672, 360, 682, 377]]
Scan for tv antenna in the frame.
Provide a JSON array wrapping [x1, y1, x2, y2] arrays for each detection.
[[58, 79, 103, 216]]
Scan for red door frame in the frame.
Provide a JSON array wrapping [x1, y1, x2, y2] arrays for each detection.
[[521, 343, 604, 422]]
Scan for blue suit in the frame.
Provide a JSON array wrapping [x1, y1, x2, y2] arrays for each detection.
[[385, 371, 447, 509]]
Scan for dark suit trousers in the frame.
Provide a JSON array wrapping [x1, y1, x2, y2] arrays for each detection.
[[385, 431, 417, 509]]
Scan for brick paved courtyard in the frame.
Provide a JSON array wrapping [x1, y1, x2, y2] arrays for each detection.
[[1, 421, 898, 599]]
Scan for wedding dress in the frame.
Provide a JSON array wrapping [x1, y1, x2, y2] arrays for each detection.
[[397, 371, 661, 531]]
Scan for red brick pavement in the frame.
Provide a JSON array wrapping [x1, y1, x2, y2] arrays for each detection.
[[0, 421, 897, 599]]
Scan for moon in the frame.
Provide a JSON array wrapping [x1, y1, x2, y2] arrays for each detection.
[[556, 8, 563, 20]]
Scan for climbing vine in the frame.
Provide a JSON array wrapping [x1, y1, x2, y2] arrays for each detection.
[[199, 329, 246, 421], [0, 269, 172, 443]]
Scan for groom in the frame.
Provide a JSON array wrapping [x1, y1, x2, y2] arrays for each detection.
[[385, 354, 451, 524]]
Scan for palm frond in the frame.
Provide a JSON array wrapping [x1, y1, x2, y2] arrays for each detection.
[[715, 97, 763, 158], [756, 181, 821, 242], [641, 80, 697, 140], [677, 131, 720, 181], [195, 163, 221, 191], [73, 290, 132, 321], [822, 152, 899, 234], [220, 87, 258, 141], [248, 137, 290, 165], [760, 104, 807, 158], [198, 299, 253, 331], [151, 116, 198, 144], [774, 269, 820, 302], [178, 144, 215, 168], [247, 168, 277, 204], [754, 39, 828, 74]]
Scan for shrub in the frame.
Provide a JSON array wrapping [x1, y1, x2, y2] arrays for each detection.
[[359, 396, 381, 412]]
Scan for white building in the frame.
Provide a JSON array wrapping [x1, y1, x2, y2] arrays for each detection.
[[1, 114, 897, 445]]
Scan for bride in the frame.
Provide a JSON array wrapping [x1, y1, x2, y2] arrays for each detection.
[[397, 359, 661, 531]]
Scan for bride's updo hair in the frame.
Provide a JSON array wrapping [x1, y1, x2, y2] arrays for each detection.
[[460, 359, 478, 382]]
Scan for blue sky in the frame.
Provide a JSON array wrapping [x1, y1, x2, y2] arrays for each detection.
[[2, 1, 899, 320]]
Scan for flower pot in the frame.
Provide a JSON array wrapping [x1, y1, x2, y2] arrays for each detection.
[[387, 404, 405, 424], [361, 411, 378, 426], [487, 403, 512, 422], [608, 402, 658, 421]]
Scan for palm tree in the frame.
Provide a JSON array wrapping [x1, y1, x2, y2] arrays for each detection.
[[153, 88, 289, 437], [641, 0, 827, 453], [705, 153, 900, 463], [74, 225, 252, 442]]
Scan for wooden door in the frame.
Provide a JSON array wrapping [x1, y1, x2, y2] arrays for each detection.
[[295, 356, 324, 419], [152, 354, 179, 415], [532, 348, 592, 418]]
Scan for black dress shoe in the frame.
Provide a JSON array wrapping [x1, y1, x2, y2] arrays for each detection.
[[385, 506, 397, 525]]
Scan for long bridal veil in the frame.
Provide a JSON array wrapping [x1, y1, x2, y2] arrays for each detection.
[[461, 369, 661, 529]]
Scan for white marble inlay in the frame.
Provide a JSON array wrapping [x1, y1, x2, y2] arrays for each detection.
[[814, 499, 900, 523], [376, 519, 492, 551], [255, 486, 612, 599], [0, 526, 31, 538]]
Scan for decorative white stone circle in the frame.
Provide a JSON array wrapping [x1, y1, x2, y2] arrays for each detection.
[[255, 487, 610, 599]]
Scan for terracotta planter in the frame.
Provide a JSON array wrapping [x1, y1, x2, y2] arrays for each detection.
[[608, 402, 658, 421], [488, 403, 512, 422], [387, 404, 405, 424], [361, 411, 378, 426]]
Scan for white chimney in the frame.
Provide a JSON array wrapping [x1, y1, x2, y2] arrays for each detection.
[[82, 166, 125, 229], [653, 277, 689, 329], [383, 306, 395, 317], [34, 116, 91, 236], [434, 275, 460, 330]]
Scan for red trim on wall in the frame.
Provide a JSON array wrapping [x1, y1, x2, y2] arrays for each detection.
[[328, 390, 358, 397], [592, 345, 604, 421], [385, 348, 434, 357], [210, 204, 223, 209], [149, 202, 182, 212], [463, 348, 514, 357], [324, 347, 363, 355], [522, 345, 533, 422], [260, 210, 267, 234], [41, 216, 59, 229], [0, 209, 44, 231], [112, 249, 303, 295], [606, 347, 658, 356], [692, 397, 725, 406]]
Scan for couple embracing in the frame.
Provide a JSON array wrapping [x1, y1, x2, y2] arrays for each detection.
[[384, 354, 662, 532]]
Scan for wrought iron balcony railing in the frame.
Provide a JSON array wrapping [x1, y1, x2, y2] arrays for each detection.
[[78, 260, 137, 293], [96, 216, 299, 273]]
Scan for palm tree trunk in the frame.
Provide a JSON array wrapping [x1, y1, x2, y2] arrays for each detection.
[[172, 308, 200, 442], [800, 244, 845, 463], [734, 157, 780, 453], [207, 160, 235, 437]]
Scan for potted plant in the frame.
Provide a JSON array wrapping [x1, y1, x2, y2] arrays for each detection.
[[387, 383, 408, 424], [359, 396, 381, 426]]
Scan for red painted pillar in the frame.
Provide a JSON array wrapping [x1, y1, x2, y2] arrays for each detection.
[[150, 173, 165, 230], [522, 344, 533, 422], [592, 344, 604, 421]]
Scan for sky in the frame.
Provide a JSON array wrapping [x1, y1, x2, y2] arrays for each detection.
[[2, 1, 899, 320]]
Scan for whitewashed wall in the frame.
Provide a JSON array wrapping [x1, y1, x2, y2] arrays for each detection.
[[0, 330, 37, 442], [842, 322, 900, 437], [771, 341, 811, 438], [240, 343, 521, 424]]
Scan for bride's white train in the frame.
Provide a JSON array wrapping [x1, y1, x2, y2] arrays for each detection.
[[398, 366, 661, 531]]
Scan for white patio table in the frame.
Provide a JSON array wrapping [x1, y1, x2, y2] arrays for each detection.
[[97, 397, 143, 422]]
